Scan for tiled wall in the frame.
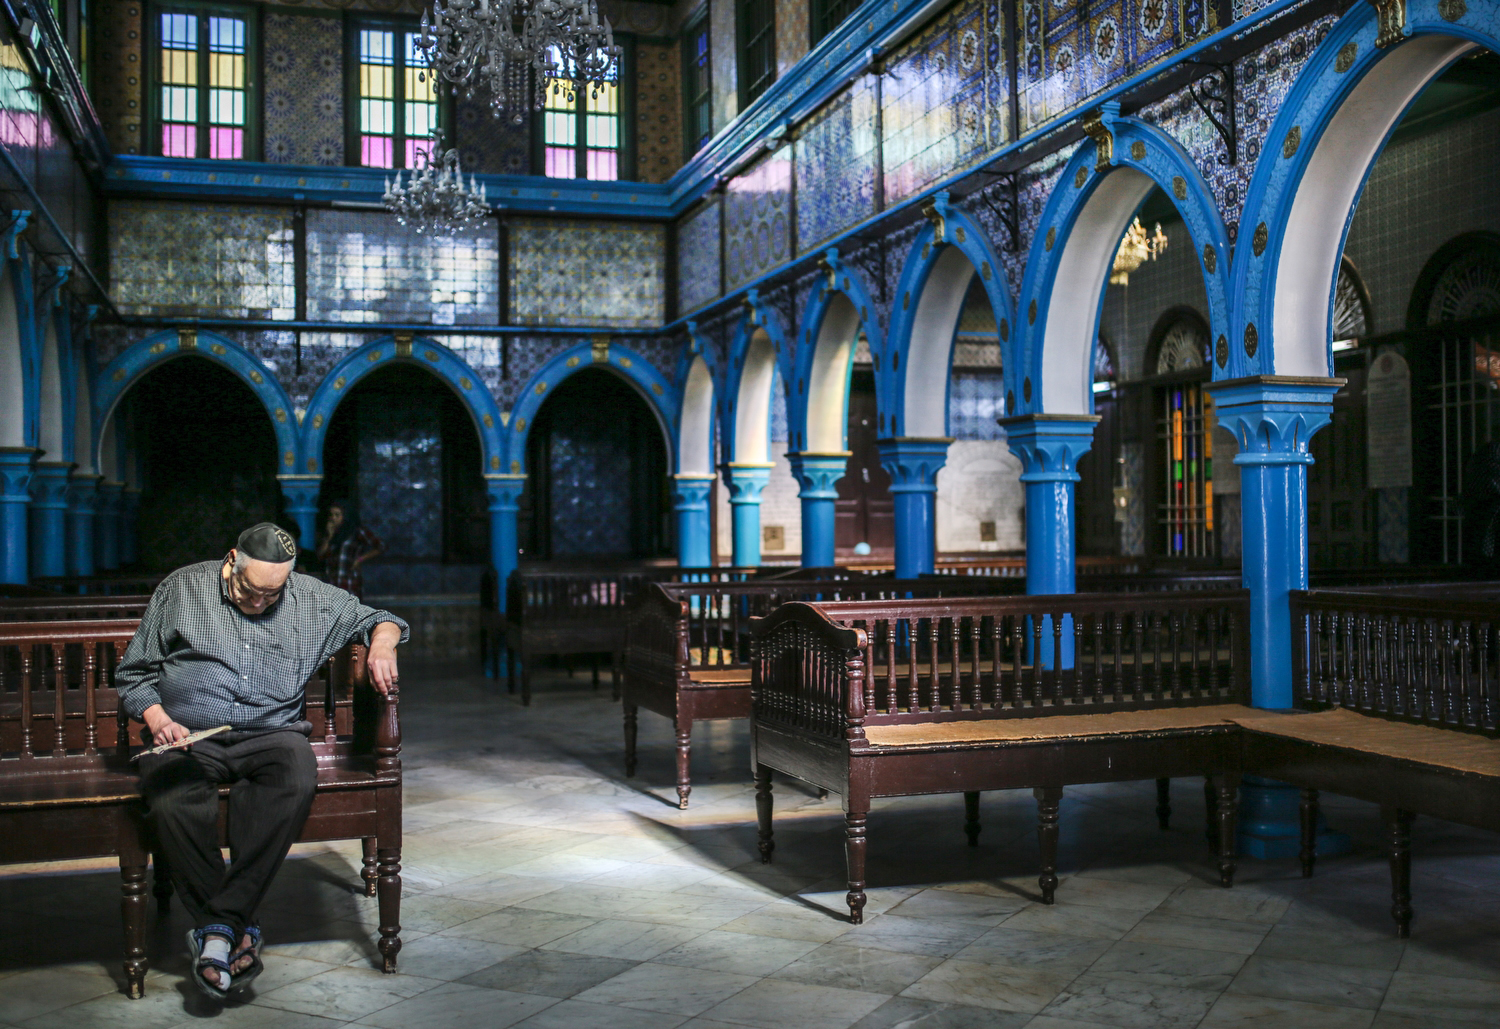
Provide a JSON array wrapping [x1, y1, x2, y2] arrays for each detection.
[[90, 0, 142, 155], [508, 219, 667, 328], [636, 41, 684, 184], [723, 148, 792, 290], [264, 11, 343, 165], [795, 76, 879, 252], [937, 440, 1025, 552], [677, 198, 723, 314]]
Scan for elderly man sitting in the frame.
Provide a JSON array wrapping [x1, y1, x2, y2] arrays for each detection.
[[117, 523, 408, 1000]]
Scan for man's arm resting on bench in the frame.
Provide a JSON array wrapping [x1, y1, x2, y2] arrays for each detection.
[[367, 621, 402, 695]]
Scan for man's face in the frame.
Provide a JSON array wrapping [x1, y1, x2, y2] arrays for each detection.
[[224, 551, 294, 615]]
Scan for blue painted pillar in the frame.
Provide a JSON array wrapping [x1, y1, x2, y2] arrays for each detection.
[[94, 481, 124, 571], [1000, 416, 1100, 596], [1207, 375, 1348, 860], [877, 439, 950, 579], [723, 463, 773, 568], [66, 473, 99, 578], [28, 462, 71, 578], [0, 448, 36, 584], [278, 475, 323, 553], [486, 474, 527, 613], [671, 474, 715, 569], [118, 488, 141, 566], [788, 452, 848, 569]]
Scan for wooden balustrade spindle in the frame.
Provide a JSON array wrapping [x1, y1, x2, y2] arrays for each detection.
[[53, 642, 68, 755]]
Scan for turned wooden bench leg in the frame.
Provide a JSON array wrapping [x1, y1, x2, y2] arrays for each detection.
[[611, 651, 622, 702], [1034, 785, 1062, 905], [623, 703, 638, 777], [1212, 774, 1239, 888], [1156, 778, 1172, 830], [362, 837, 379, 897], [964, 791, 981, 847], [755, 765, 774, 864], [845, 809, 868, 924], [674, 717, 692, 809], [1384, 804, 1415, 938], [1299, 788, 1319, 878], [120, 859, 148, 998], [377, 843, 403, 972]]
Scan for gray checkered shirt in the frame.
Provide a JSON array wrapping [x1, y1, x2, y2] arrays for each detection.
[[117, 558, 410, 732]]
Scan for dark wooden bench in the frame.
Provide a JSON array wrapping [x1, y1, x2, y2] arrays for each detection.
[[32, 574, 165, 596], [749, 590, 1255, 922], [1233, 586, 1500, 937], [0, 618, 403, 997], [0, 594, 154, 621], [623, 576, 1030, 808]]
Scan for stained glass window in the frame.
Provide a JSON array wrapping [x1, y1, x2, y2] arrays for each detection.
[[352, 22, 439, 169], [155, 6, 253, 160], [682, 14, 711, 157], [541, 47, 622, 181]]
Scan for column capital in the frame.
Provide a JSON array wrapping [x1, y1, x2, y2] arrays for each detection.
[[787, 452, 849, 500], [722, 463, 773, 504], [0, 448, 37, 499], [1205, 376, 1345, 466], [29, 462, 71, 507], [484, 473, 527, 508], [998, 415, 1099, 484], [876, 438, 951, 493], [672, 474, 715, 508]]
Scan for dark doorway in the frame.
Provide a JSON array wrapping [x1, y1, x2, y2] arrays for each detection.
[[521, 368, 669, 560], [835, 368, 894, 556], [129, 356, 284, 571]]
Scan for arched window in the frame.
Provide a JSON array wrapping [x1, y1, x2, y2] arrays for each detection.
[[1146, 309, 1213, 559]]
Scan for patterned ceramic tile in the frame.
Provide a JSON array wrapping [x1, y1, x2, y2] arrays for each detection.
[[636, 41, 683, 184], [677, 197, 722, 315], [508, 219, 666, 328], [723, 147, 791, 291], [950, 371, 1007, 439], [109, 201, 297, 318], [776, 0, 810, 78], [795, 75, 879, 252], [304, 209, 500, 325], [709, 0, 738, 136], [264, 11, 343, 166], [90, 1, 143, 155], [455, 93, 530, 175]]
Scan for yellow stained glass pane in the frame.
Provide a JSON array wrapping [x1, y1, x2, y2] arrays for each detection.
[[405, 66, 434, 102], [209, 52, 242, 89], [585, 82, 616, 115], [163, 48, 197, 86], [361, 64, 393, 100], [544, 78, 575, 111]]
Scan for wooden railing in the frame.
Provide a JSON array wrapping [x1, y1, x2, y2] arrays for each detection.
[[752, 591, 1252, 741], [1291, 588, 1500, 734], [0, 595, 154, 622], [32, 575, 164, 596]]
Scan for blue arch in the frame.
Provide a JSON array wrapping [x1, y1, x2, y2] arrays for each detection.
[[789, 248, 885, 454], [1018, 114, 1232, 415], [721, 290, 794, 464], [1230, 0, 1498, 379], [884, 194, 1018, 437], [506, 340, 678, 475], [95, 329, 299, 474], [301, 336, 506, 477]]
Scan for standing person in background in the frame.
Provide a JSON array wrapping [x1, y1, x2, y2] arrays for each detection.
[[317, 500, 386, 601]]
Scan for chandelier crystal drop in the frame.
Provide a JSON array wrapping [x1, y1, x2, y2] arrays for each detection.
[[383, 147, 490, 236], [417, 0, 622, 124]]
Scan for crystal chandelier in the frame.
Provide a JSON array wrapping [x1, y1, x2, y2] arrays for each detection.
[[417, 0, 622, 124], [383, 147, 489, 236], [1110, 217, 1168, 286]]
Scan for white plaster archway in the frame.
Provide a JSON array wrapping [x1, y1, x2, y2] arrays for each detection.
[[733, 328, 778, 463], [805, 293, 861, 452], [904, 247, 976, 437], [679, 355, 715, 475], [36, 318, 63, 462], [73, 358, 94, 474], [0, 275, 22, 448], [1042, 167, 1155, 414]]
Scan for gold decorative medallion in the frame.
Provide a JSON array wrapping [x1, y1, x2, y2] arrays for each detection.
[[511, 460, 521, 473], [619, 357, 632, 368], [394, 333, 413, 357], [491, 456, 500, 470], [1439, 0, 1466, 21], [211, 343, 226, 355], [334, 376, 346, 390], [177, 329, 197, 350], [1203, 244, 1216, 273], [1075, 166, 1088, 188], [483, 413, 493, 429], [1283, 126, 1301, 159], [423, 350, 438, 362], [367, 349, 382, 362], [1130, 140, 1146, 160], [1006, 390, 1015, 412], [1045, 226, 1056, 251], [903, 291, 910, 310], [284, 451, 294, 467], [516, 418, 526, 432], [249, 370, 263, 384], [651, 382, 663, 395], [955, 226, 966, 243], [1252, 222, 1269, 257], [460, 377, 472, 390], [1173, 176, 1187, 201], [312, 414, 323, 429], [922, 242, 931, 260], [275, 408, 286, 423], [1028, 298, 1037, 324], [307, 457, 318, 473], [1023, 377, 1032, 402], [1335, 42, 1358, 72], [1216, 334, 1228, 368], [149, 342, 167, 355], [981, 261, 992, 280], [592, 338, 609, 363], [113, 369, 125, 382], [535, 381, 547, 395], [1244, 322, 1258, 358]]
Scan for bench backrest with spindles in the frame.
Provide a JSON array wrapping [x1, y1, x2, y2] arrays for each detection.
[[0, 595, 154, 622]]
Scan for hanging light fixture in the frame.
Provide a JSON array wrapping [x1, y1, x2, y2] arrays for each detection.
[[383, 145, 489, 236], [1110, 217, 1168, 286], [416, 0, 622, 124]]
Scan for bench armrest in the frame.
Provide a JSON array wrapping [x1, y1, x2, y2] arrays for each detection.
[[751, 603, 868, 742]]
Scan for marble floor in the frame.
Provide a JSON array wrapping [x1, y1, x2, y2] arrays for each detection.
[[3, 660, 1500, 1029]]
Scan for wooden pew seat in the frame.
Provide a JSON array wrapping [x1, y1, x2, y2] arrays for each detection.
[[863, 703, 1258, 748], [1234, 707, 1500, 776]]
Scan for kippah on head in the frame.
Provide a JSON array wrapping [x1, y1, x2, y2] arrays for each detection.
[[237, 522, 298, 563]]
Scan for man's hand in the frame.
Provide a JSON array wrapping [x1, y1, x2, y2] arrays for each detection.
[[142, 704, 192, 747], [368, 621, 402, 695]]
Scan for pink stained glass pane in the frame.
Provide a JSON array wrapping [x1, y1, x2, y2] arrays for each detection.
[[405, 138, 433, 169], [362, 136, 394, 168], [545, 147, 574, 178], [209, 127, 243, 160], [162, 124, 196, 157], [585, 149, 617, 181]]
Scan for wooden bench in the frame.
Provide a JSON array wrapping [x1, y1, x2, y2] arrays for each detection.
[[0, 619, 403, 997], [0, 595, 154, 621], [32, 574, 165, 596], [1232, 586, 1500, 937], [623, 576, 1031, 808], [749, 591, 1255, 922]]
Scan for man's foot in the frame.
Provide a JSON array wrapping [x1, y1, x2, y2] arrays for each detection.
[[188, 926, 236, 999], [226, 926, 264, 992]]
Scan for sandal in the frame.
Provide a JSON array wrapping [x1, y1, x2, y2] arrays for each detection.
[[187, 924, 236, 1000], [226, 925, 264, 993]]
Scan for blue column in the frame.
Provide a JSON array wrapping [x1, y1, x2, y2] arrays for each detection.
[[485, 474, 526, 613], [278, 475, 323, 553], [999, 416, 1099, 596], [27, 461, 71, 578], [672, 474, 715, 569], [94, 481, 124, 571], [788, 452, 848, 569], [723, 463, 773, 568], [1207, 375, 1349, 860], [66, 473, 99, 578], [0, 448, 36, 584], [118, 488, 141, 566], [877, 439, 950, 579]]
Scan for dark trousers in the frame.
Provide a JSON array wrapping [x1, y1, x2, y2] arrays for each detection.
[[139, 730, 317, 931]]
